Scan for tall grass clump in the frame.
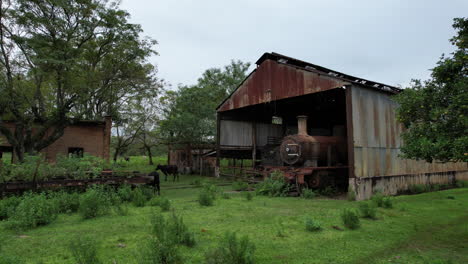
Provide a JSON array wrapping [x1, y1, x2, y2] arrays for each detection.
[[7, 192, 58, 230], [408, 184, 429, 194], [138, 213, 182, 264], [117, 184, 133, 202], [198, 184, 217, 206], [301, 189, 316, 199], [455, 180, 468, 188], [255, 170, 290, 197], [341, 209, 360, 230], [0, 196, 20, 220], [358, 202, 377, 219], [205, 232, 256, 264], [168, 213, 196, 247], [68, 236, 101, 264], [132, 188, 148, 207], [305, 218, 322, 232], [371, 192, 393, 208], [244, 192, 254, 201], [79, 186, 111, 219], [347, 189, 356, 201]]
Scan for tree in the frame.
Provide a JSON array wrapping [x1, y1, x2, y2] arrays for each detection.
[[395, 18, 468, 162], [0, 0, 158, 162], [159, 60, 250, 147]]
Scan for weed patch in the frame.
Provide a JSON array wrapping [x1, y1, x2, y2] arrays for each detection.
[[341, 209, 360, 230], [68, 236, 101, 264], [305, 218, 322, 232], [7, 192, 58, 230], [205, 232, 255, 264], [358, 202, 377, 219]]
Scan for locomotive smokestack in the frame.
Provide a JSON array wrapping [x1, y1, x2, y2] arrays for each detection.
[[297, 115, 308, 135]]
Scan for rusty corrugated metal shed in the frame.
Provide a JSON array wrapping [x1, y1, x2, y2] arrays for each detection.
[[217, 52, 401, 112]]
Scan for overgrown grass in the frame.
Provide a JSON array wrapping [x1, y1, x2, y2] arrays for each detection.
[[0, 177, 467, 264]]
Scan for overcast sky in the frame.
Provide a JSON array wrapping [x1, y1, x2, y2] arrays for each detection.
[[120, 0, 467, 88]]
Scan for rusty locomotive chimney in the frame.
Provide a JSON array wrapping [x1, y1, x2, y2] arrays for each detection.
[[297, 115, 308, 135]]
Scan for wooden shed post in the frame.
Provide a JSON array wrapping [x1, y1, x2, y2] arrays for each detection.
[[252, 122, 256, 168], [215, 113, 221, 177]]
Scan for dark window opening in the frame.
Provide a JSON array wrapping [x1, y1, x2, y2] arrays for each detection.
[[68, 147, 84, 158]]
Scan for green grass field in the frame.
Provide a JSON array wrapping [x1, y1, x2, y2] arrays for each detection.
[[1, 176, 467, 264]]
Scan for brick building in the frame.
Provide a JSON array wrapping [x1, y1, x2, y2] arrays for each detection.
[[0, 116, 111, 163]]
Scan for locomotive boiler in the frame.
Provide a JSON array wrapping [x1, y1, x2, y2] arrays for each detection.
[[261, 115, 348, 190]]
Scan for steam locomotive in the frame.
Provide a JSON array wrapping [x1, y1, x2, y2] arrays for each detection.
[[258, 115, 348, 191]]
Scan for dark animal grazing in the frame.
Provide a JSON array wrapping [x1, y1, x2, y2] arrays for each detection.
[[147, 170, 160, 195], [124, 156, 130, 162], [156, 165, 179, 182]]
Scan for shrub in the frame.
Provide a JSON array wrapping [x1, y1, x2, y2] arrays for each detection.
[[358, 202, 377, 219], [244, 192, 254, 201], [117, 184, 133, 202], [199, 184, 217, 206], [114, 203, 129, 216], [347, 190, 356, 201], [159, 197, 171, 212], [408, 184, 429, 194], [382, 197, 393, 208], [319, 186, 338, 197], [205, 232, 255, 264], [7, 192, 58, 230], [232, 181, 249, 191], [0, 196, 20, 220], [221, 192, 231, 199], [447, 195, 455, 200], [341, 209, 360, 230], [301, 189, 316, 199], [456, 180, 468, 188], [255, 170, 290, 197], [371, 192, 384, 207], [68, 236, 101, 264], [132, 188, 147, 207], [49, 191, 80, 214], [305, 218, 322, 232], [79, 187, 111, 219], [138, 213, 182, 264], [168, 212, 196, 247]]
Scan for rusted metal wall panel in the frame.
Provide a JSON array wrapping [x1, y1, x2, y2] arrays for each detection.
[[256, 123, 283, 146], [220, 120, 283, 148], [220, 120, 252, 146], [218, 60, 348, 112], [351, 86, 468, 178]]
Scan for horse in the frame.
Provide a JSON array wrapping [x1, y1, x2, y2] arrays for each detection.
[[156, 164, 179, 182]]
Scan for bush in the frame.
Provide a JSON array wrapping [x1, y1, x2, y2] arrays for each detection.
[[159, 197, 171, 212], [114, 203, 129, 216], [49, 191, 80, 214], [255, 170, 291, 197], [456, 180, 468, 188], [168, 213, 196, 247], [232, 181, 249, 191], [79, 187, 111, 219], [382, 197, 393, 208], [68, 236, 101, 264], [0, 196, 20, 220], [221, 192, 231, 199], [301, 189, 316, 199], [138, 213, 182, 264], [7, 192, 58, 230], [244, 192, 254, 201], [347, 189, 356, 201], [319, 186, 338, 197], [305, 218, 322, 232], [205, 232, 255, 264], [341, 209, 360, 230], [199, 184, 217, 206], [371, 192, 384, 207], [358, 202, 377, 219], [408, 184, 429, 194], [132, 188, 147, 207], [117, 184, 133, 202]]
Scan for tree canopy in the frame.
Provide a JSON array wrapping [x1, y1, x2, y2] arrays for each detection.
[[159, 60, 250, 147], [395, 17, 468, 163], [0, 0, 159, 161]]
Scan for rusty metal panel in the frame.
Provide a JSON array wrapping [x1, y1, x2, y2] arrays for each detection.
[[255, 123, 283, 147], [351, 85, 468, 178], [220, 120, 252, 147], [217, 59, 348, 112]]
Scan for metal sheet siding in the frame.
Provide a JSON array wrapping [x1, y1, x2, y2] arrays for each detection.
[[218, 60, 348, 112], [220, 120, 252, 146], [351, 86, 467, 178]]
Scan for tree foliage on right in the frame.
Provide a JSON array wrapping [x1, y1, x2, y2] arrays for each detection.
[[396, 18, 467, 163]]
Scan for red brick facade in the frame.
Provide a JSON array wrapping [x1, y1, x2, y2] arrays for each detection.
[[0, 117, 111, 162]]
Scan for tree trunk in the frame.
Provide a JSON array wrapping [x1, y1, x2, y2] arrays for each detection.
[[147, 146, 153, 165]]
